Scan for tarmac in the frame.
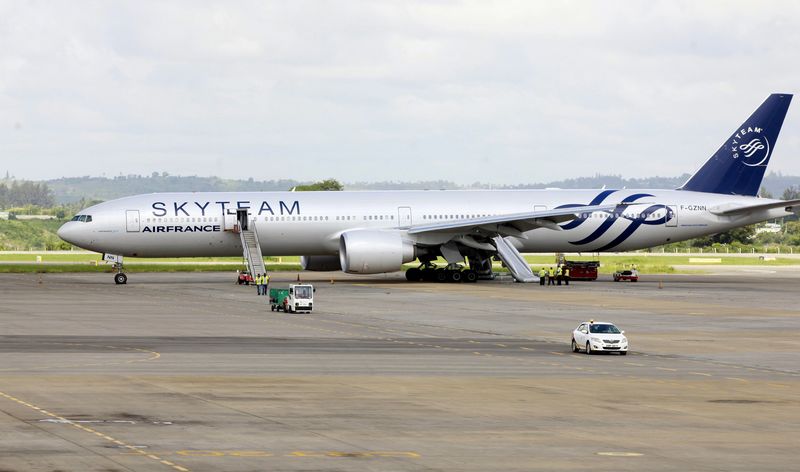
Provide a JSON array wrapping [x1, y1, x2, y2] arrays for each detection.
[[0, 270, 798, 471]]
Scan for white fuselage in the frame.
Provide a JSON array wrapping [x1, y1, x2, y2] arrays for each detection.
[[57, 189, 785, 258]]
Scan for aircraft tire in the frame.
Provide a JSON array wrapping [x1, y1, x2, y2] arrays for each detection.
[[405, 268, 422, 282], [449, 271, 462, 283], [435, 270, 448, 283], [463, 270, 478, 283], [114, 273, 127, 285]]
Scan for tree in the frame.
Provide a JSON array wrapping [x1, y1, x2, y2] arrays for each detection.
[[293, 178, 344, 191], [692, 225, 756, 246], [0, 181, 54, 208], [759, 186, 774, 199], [782, 185, 800, 200]]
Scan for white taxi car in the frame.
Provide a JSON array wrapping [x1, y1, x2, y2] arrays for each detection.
[[571, 320, 628, 355]]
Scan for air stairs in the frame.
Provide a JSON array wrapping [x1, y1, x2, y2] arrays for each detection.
[[240, 226, 267, 277], [491, 236, 538, 283]]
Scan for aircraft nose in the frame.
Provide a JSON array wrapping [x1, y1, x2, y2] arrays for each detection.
[[57, 222, 77, 245]]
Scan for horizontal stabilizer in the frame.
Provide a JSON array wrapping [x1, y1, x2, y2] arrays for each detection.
[[709, 198, 800, 216]]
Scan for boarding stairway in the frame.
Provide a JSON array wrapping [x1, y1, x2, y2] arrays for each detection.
[[491, 236, 538, 283], [240, 226, 267, 277]]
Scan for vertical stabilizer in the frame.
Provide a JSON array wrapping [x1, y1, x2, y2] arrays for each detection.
[[680, 94, 792, 196]]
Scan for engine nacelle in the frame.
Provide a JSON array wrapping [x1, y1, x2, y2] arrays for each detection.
[[300, 255, 342, 271], [339, 230, 416, 274]]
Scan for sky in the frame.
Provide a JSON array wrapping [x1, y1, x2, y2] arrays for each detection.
[[2, 0, 800, 184]]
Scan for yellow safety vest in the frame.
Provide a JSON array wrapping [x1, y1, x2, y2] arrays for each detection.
[[264, 275, 270, 284], [564, 268, 570, 277], [539, 269, 546, 277], [548, 268, 555, 277]]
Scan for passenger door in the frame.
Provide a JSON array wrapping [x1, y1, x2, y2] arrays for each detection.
[[665, 205, 678, 227], [125, 210, 140, 232], [223, 208, 237, 232], [397, 206, 412, 229]]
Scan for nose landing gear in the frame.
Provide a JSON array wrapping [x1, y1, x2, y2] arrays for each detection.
[[103, 253, 128, 285]]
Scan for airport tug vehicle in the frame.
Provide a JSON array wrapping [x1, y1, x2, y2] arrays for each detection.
[[571, 320, 628, 355], [237, 270, 254, 285], [270, 284, 315, 313]]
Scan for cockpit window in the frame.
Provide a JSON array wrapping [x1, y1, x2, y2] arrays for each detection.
[[71, 215, 93, 222]]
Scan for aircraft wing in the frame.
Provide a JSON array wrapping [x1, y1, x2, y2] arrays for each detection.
[[709, 198, 800, 216], [407, 203, 624, 238]]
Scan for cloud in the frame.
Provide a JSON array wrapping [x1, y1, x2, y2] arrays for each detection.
[[1, 0, 800, 183]]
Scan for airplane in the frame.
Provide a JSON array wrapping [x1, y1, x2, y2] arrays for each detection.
[[58, 93, 800, 285]]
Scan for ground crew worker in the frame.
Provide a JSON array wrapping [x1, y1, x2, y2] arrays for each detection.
[[263, 273, 270, 297], [563, 266, 570, 285], [548, 267, 555, 285], [556, 265, 563, 285], [539, 268, 546, 286], [255, 273, 263, 295]]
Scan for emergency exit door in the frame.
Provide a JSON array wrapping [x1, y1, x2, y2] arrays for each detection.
[[397, 206, 412, 228], [126, 210, 140, 232]]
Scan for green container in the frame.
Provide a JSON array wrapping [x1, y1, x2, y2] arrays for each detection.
[[269, 288, 289, 305]]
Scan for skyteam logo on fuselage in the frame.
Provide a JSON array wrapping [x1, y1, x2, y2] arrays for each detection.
[[556, 190, 675, 252], [730, 126, 770, 167]]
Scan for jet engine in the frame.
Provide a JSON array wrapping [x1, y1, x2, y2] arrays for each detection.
[[339, 230, 416, 274], [300, 255, 342, 271]]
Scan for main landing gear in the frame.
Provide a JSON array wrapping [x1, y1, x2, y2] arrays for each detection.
[[405, 263, 478, 283]]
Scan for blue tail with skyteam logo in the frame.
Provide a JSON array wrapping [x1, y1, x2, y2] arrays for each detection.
[[680, 93, 792, 196]]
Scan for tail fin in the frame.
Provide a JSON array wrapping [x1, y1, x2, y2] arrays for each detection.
[[680, 93, 792, 196]]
